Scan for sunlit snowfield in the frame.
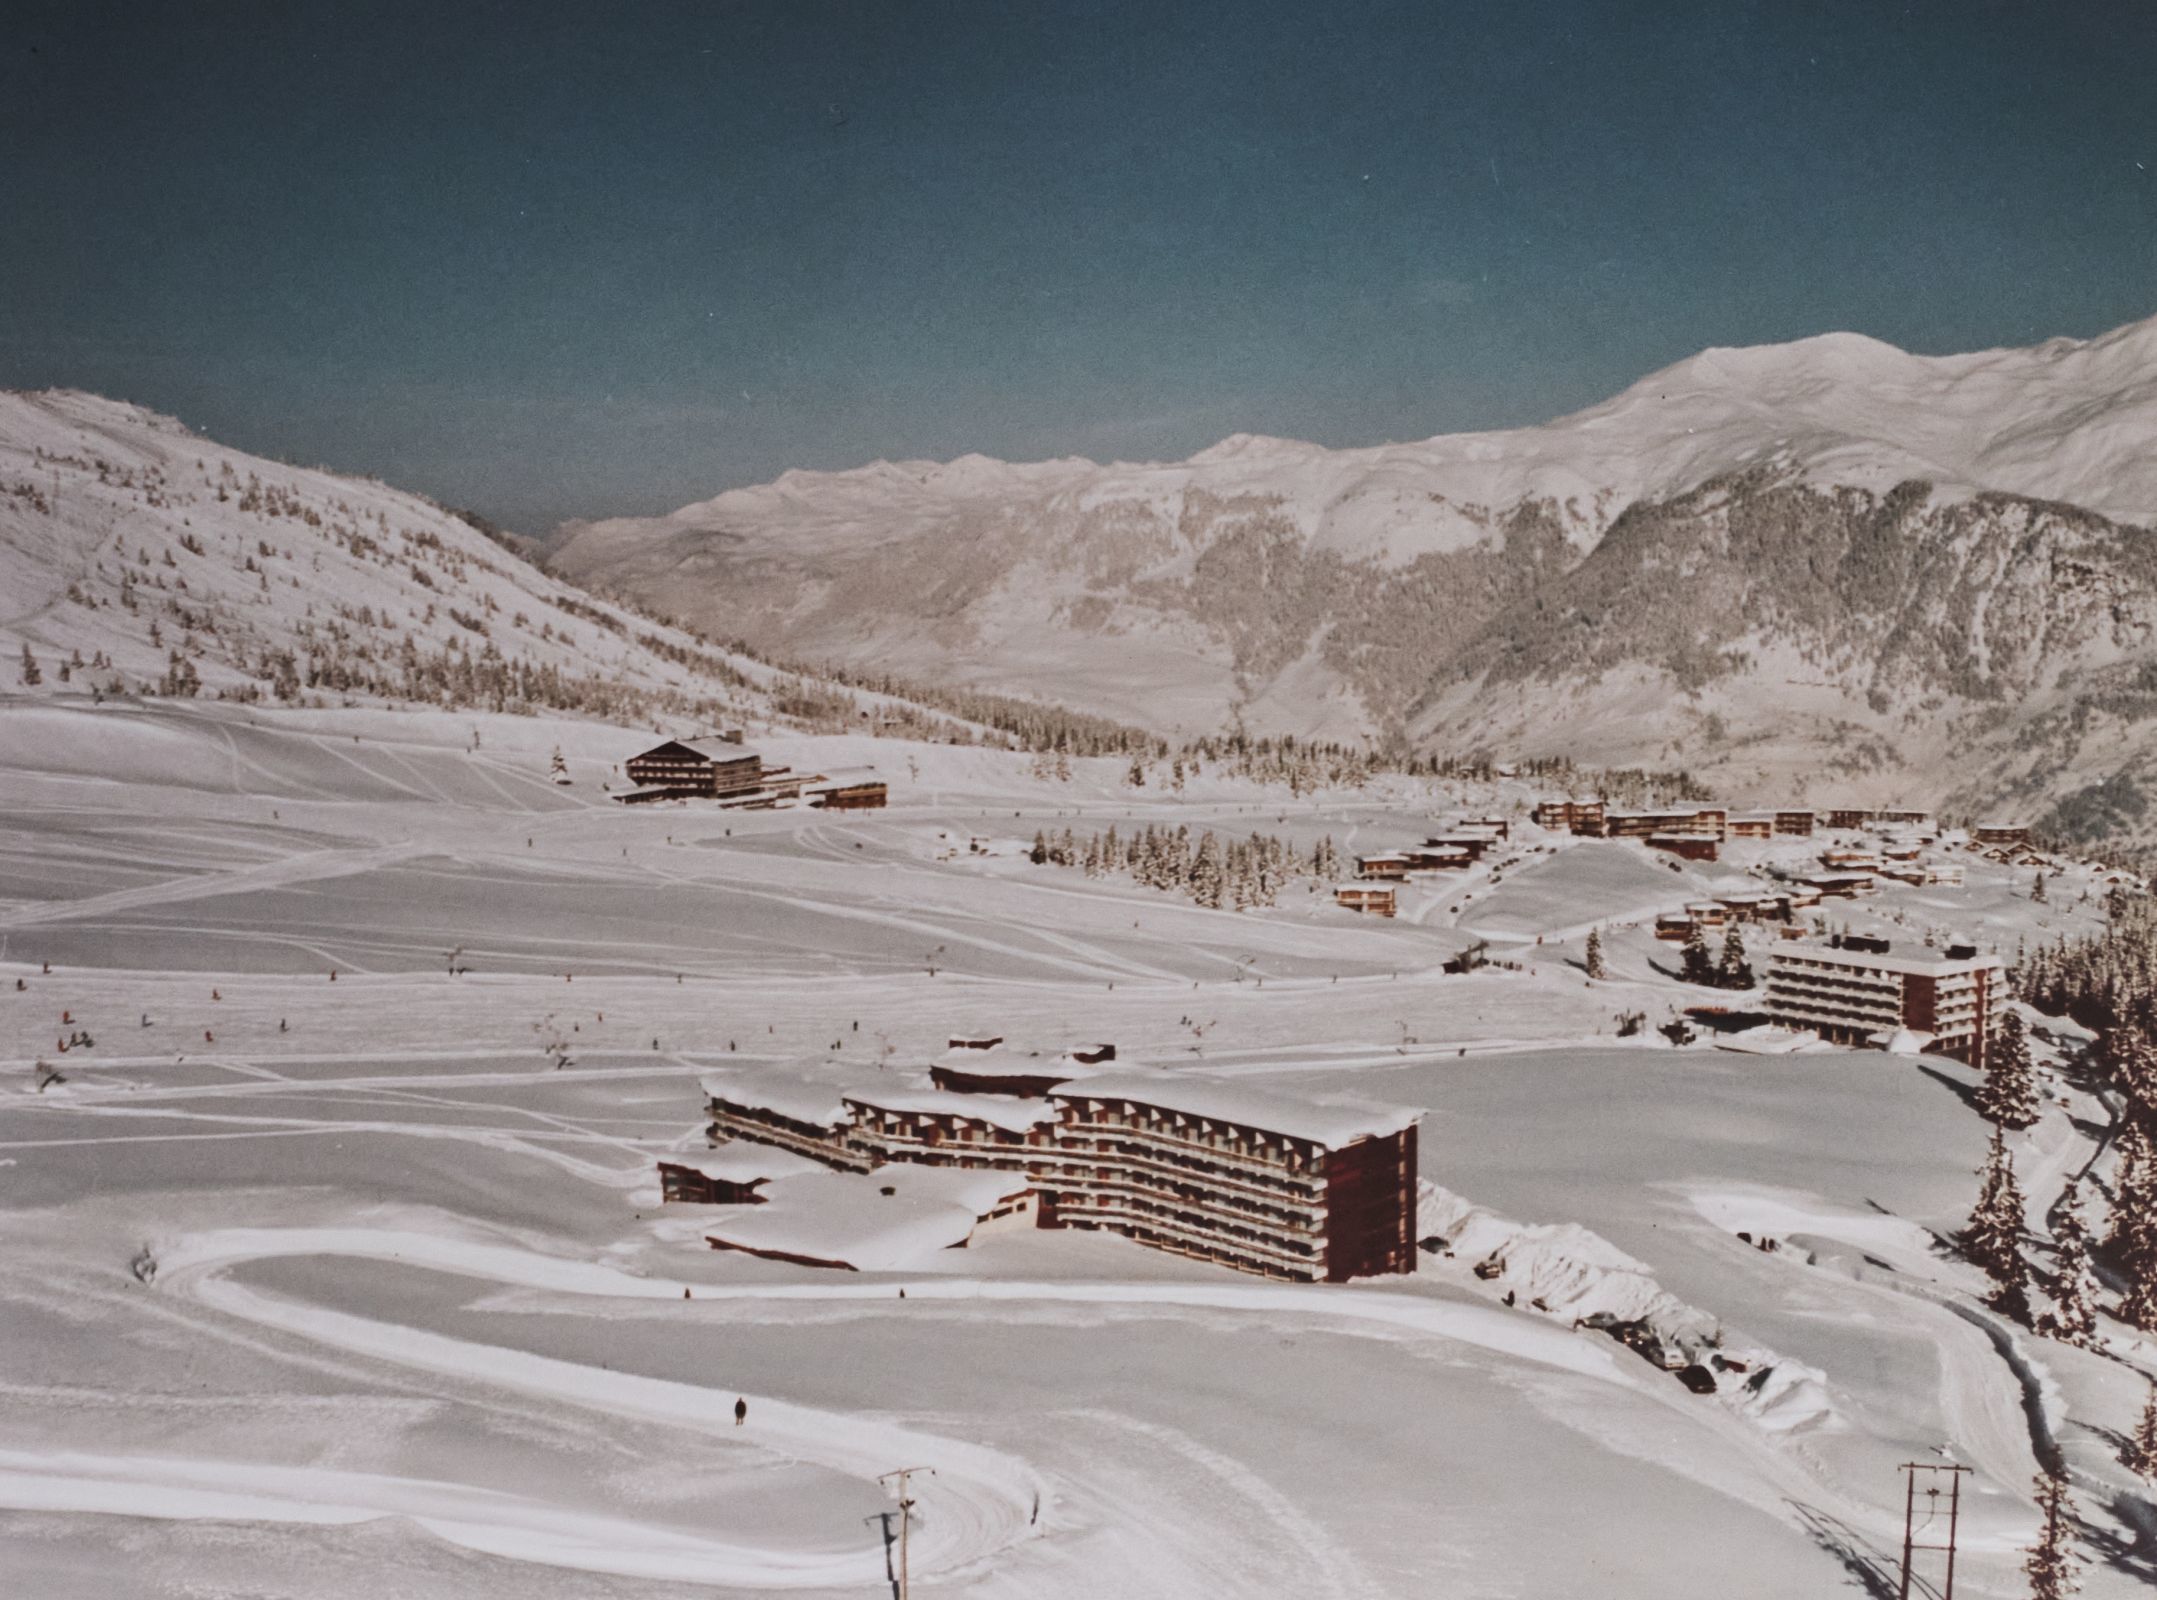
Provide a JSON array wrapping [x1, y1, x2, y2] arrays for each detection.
[[2, 699, 2150, 1599]]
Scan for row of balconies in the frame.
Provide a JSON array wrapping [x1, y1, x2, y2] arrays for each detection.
[[1056, 1109, 1315, 1171], [1061, 1217, 1319, 1282], [1055, 1132, 1324, 1200], [1051, 1195, 1324, 1273], [708, 1111, 869, 1171], [1763, 998, 1903, 1030], [1764, 994, 1899, 1020], [1045, 1167, 1324, 1235], [1056, 1114, 1320, 1176], [1765, 966, 1902, 995]]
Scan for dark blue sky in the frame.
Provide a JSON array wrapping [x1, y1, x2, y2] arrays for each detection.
[[5, 2, 2154, 530]]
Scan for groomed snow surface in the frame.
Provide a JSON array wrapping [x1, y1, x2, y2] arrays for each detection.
[[2, 698, 2153, 1597]]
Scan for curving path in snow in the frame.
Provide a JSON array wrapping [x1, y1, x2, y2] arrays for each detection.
[[0, 1217, 1993, 1587]]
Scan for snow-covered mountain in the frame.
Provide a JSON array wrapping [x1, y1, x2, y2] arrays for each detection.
[[0, 390, 980, 741], [550, 314, 2157, 837]]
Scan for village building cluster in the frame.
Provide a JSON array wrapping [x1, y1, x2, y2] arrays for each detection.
[[661, 1039, 1421, 1283], [619, 733, 887, 810], [1337, 816, 1509, 915]]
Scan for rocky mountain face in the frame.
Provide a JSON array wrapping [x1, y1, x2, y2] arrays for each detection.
[[550, 315, 2157, 838]]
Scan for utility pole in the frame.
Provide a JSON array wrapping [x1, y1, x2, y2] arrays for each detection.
[[879, 1465, 935, 1600], [1897, 1460, 1970, 1599]]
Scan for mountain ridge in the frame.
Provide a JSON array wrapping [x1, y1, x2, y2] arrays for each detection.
[[544, 312, 2157, 837]]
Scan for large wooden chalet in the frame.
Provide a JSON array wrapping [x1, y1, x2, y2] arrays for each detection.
[[620, 737, 888, 810], [625, 736, 764, 798]]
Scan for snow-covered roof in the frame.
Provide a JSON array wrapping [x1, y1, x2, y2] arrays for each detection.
[[1051, 1071, 1421, 1150], [871, 1162, 1032, 1212], [701, 1063, 882, 1128], [805, 765, 883, 787], [845, 1087, 1060, 1134], [1767, 941, 2004, 978], [1711, 1025, 1818, 1056], [702, 1164, 1026, 1271], [659, 1143, 829, 1184], [681, 737, 763, 762], [931, 1048, 1116, 1083]]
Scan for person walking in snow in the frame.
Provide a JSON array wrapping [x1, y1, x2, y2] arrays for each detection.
[[734, 1397, 747, 1426]]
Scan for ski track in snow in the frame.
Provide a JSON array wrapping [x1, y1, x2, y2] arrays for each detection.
[[0, 1217, 1971, 1587]]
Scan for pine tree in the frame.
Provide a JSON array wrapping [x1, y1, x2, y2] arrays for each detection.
[[1718, 925, 1752, 989], [548, 745, 570, 784], [1584, 927, 1606, 981], [18, 642, 41, 686], [1189, 832, 1224, 909], [2021, 1462, 2081, 1600], [1126, 755, 1145, 788], [1681, 925, 1715, 985], [2111, 1023, 2157, 1121], [2034, 1187, 2099, 1347], [1963, 1125, 2030, 1319], [1977, 1011, 2042, 1130], [2031, 870, 2048, 904], [2125, 1382, 2157, 1479], [1029, 830, 1048, 866], [2109, 1119, 2157, 1331]]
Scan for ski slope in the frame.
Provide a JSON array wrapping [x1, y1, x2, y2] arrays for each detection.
[[2, 697, 2152, 1598]]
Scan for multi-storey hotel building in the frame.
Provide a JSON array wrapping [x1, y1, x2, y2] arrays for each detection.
[[696, 1057, 1420, 1283], [1762, 938, 2006, 1064]]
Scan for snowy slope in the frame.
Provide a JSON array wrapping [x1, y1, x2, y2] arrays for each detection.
[[0, 390, 949, 740], [2, 696, 2149, 1598]]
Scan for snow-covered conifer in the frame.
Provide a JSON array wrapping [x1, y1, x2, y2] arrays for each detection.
[[1584, 926, 1606, 981], [2021, 1462, 2081, 1600], [1190, 832, 1224, 910], [2108, 1119, 2157, 1330], [2034, 1186, 2099, 1346], [2125, 1382, 2157, 1479], [1962, 1125, 2029, 1319], [1717, 925, 1752, 989], [1976, 1010, 2041, 1130], [1680, 925, 1715, 986]]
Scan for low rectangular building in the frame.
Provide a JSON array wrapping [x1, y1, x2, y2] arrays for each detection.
[[1532, 798, 1605, 834], [1335, 883, 1398, 918], [1648, 832, 1719, 862], [1605, 807, 1726, 841], [931, 1043, 1114, 1097], [1355, 852, 1413, 880], [806, 768, 888, 810]]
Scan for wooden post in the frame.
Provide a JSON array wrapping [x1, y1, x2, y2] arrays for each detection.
[[879, 1465, 934, 1600], [1897, 1460, 1970, 1600]]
